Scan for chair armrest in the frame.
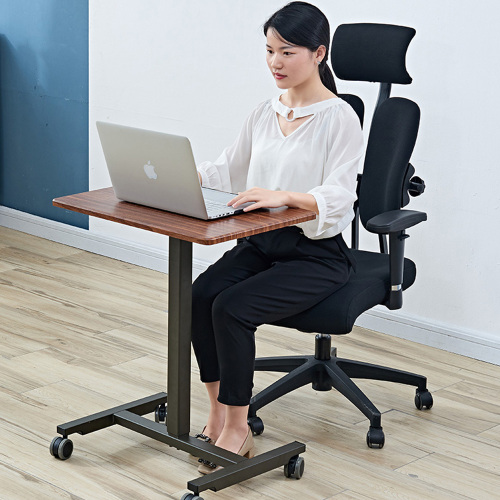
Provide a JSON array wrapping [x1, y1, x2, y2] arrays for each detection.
[[365, 210, 427, 310], [366, 209, 427, 234]]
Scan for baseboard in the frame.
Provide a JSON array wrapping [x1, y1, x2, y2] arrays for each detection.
[[2, 206, 498, 366], [356, 308, 500, 366]]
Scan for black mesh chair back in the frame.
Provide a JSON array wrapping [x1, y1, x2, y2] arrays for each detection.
[[359, 97, 420, 227]]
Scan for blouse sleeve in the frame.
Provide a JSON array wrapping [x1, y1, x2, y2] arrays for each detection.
[[305, 105, 364, 238], [197, 101, 268, 193]]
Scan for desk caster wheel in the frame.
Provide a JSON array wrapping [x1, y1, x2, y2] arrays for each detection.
[[366, 426, 384, 449], [284, 455, 304, 479], [50, 436, 73, 460], [247, 416, 264, 435], [181, 493, 204, 500], [415, 389, 433, 410], [155, 404, 167, 423]]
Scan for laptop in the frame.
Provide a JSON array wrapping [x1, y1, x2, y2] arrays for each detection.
[[96, 121, 253, 220]]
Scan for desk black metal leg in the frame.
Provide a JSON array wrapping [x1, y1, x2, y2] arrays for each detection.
[[167, 237, 193, 437]]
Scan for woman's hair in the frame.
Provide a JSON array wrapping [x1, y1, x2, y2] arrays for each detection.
[[263, 1, 337, 95]]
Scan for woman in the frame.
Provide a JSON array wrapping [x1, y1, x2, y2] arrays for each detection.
[[192, 1, 363, 473]]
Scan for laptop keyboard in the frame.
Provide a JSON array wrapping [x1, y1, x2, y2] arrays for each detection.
[[205, 199, 236, 216]]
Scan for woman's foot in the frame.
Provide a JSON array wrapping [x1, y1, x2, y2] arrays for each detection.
[[192, 407, 225, 460], [194, 426, 214, 444], [192, 410, 225, 458], [198, 425, 255, 474], [214, 425, 252, 455]]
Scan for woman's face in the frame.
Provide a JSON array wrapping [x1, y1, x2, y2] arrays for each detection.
[[266, 29, 319, 90]]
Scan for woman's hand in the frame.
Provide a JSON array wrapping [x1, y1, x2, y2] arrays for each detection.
[[229, 188, 290, 212], [229, 187, 319, 214]]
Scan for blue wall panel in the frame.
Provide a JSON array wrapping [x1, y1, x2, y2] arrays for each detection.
[[0, 0, 89, 228]]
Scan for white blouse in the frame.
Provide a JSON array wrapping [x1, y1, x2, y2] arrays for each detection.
[[197, 94, 364, 239]]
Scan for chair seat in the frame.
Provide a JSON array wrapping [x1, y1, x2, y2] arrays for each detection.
[[271, 250, 416, 335]]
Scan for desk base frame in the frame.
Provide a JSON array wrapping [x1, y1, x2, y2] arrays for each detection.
[[53, 238, 306, 496], [56, 392, 305, 495]]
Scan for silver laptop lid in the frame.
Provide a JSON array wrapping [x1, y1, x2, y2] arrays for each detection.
[[96, 121, 210, 219]]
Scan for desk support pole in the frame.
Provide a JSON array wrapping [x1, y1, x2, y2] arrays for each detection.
[[167, 237, 193, 437]]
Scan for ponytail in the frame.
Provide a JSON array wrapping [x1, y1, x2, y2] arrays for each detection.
[[319, 61, 338, 95]]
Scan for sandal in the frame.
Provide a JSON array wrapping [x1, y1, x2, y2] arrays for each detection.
[[190, 426, 214, 458], [198, 426, 255, 475]]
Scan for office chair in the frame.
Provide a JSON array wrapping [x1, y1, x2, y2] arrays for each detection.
[[247, 23, 432, 449]]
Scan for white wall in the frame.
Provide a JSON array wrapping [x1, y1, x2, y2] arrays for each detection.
[[89, 0, 500, 360]]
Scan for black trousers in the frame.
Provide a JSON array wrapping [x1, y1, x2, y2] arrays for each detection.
[[191, 226, 354, 406]]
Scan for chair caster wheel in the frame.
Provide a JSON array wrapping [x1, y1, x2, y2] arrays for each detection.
[[415, 389, 433, 410], [49, 436, 73, 460], [366, 426, 385, 449], [154, 404, 167, 423], [181, 493, 204, 500], [247, 416, 264, 435], [284, 455, 304, 479]]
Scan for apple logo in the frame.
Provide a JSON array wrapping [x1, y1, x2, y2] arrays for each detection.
[[143, 161, 158, 180]]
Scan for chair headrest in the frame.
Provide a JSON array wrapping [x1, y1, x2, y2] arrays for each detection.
[[331, 23, 415, 84]]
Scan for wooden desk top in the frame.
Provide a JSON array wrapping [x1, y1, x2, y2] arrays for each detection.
[[53, 188, 317, 245]]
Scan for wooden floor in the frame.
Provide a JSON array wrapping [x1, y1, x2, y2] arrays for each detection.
[[1, 226, 499, 500]]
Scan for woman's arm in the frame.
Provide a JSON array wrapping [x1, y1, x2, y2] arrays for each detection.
[[229, 188, 319, 214]]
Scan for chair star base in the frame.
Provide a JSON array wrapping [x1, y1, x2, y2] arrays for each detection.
[[249, 334, 431, 448]]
